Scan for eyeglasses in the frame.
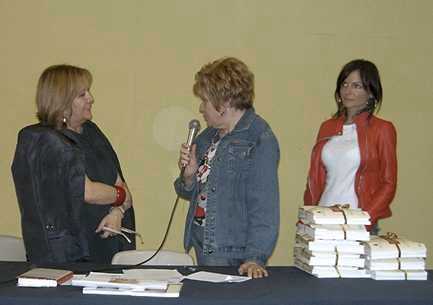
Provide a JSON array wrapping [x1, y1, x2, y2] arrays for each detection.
[[102, 226, 144, 245], [341, 81, 365, 90]]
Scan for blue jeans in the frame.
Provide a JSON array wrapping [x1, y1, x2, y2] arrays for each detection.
[[191, 223, 243, 266]]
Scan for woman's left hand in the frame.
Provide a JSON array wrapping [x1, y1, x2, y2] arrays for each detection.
[[238, 261, 268, 278], [95, 208, 123, 238]]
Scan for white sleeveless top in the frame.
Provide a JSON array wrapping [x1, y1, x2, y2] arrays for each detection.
[[319, 124, 361, 209]]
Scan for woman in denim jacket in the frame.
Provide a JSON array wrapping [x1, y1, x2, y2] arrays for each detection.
[[174, 57, 280, 278]]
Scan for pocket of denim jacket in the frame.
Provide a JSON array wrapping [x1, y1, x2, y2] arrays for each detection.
[[227, 141, 254, 173]]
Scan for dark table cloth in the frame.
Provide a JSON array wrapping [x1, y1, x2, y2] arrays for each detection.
[[0, 262, 432, 305]]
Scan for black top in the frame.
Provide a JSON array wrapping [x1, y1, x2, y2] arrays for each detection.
[[62, 121, 136, 263], [12, 121, 135, 265]]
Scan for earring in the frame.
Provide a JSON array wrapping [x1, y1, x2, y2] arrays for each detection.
[[63, 117, 67, 123], [220, 109, 225, 116]]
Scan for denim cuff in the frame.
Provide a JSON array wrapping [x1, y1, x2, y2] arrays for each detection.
[[181, 179, 195, 192], [244, 255, 267, 266], [174, 176, 195, 194]]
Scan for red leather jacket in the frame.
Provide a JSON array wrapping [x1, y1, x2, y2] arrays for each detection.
[[304, 112, 397, 226]]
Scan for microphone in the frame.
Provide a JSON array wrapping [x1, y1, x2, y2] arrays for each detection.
[[180, 119, 201, 176], [185, 119, 201, 150]]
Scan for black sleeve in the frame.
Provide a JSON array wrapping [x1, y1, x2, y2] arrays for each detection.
[[12, 126, 89, 264]]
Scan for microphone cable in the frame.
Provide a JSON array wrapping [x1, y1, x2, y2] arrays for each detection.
[[92, 188, 185, 273], [90, 119, 201, 272], [126, 193, 182, 268]]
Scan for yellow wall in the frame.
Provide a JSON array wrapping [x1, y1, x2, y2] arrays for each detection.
[[1, 0, 432, 267]]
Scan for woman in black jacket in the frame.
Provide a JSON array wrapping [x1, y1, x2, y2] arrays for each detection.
[[12, 64, 136, 264]]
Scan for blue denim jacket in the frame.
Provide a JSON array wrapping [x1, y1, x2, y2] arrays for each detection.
[[174, 108, 280, 265]]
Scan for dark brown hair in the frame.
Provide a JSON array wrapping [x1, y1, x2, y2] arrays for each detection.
[[334, 59, 383, 117]]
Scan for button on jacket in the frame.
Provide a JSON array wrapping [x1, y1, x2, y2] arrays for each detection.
[[175, 108, 280, 265], [304, 112, 397, 226]]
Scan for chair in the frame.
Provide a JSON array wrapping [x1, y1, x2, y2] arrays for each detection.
[[0, 235, 27, 261], [112, 250, 194, 266]]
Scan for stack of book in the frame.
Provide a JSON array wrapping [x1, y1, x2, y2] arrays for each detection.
[[364, 233, 428, 280], [294, 205, 371, 278], [71, 272, 182, 297]]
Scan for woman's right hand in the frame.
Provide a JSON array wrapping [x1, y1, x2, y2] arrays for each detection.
[[178, 143, 198, 184], [95, 206, 124, 239]]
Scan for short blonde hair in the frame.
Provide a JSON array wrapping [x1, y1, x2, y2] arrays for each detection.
[[36, 64, 92, 129], [193, 57, 254, 110]]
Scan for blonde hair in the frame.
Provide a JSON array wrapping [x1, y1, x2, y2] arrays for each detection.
[[36, 64, 92, 129], [193, 57, 254, 110]]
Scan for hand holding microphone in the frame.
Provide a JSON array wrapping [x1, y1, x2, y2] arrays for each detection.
[[178, 119, 200, 183]]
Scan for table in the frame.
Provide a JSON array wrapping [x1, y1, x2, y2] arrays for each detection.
[[0, 262, 432, 305]]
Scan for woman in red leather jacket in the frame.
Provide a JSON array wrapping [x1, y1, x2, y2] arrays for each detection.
[[304, 59, 397, 234]]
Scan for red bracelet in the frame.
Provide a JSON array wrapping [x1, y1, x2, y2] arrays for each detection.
[[113, 185, 126, 207]]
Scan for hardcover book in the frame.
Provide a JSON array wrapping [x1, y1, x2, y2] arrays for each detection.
[[17, 268, 74, 287]]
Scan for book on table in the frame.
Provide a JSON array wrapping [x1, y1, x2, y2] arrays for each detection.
[[72, 272, 180, 297], [71, 272, 168, 290], [82, 283, 183, 297], [17, 268, 74, 287]]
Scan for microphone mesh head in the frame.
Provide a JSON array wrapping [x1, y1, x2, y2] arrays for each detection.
[[189, 119, 201, 130]]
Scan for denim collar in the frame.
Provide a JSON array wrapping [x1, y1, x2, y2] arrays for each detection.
[[230, 107, 256, 134]]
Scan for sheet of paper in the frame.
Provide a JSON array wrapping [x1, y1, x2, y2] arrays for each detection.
[[184, 271, 250, 283], [123, 269, 184, 284]]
